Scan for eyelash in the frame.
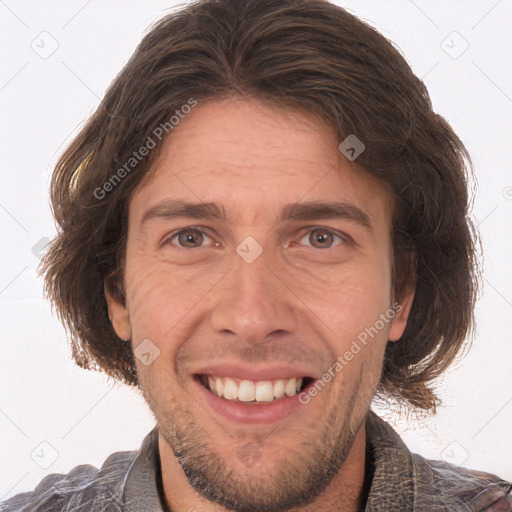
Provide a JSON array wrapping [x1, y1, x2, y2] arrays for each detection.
[[163, 226, 351, 250]]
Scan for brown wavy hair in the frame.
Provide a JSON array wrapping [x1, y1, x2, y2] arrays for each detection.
[[39, 0, 481, 413]]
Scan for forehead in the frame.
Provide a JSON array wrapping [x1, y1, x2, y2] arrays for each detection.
[[129, 97, 393, 228]]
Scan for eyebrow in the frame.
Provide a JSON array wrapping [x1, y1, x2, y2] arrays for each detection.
[[140, 199, 372, 230]]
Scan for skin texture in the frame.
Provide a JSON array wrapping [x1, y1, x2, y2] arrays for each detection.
[[106, 97, 415, 512]]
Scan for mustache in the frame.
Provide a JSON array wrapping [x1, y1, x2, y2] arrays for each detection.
[[176, 338, 330, 369]]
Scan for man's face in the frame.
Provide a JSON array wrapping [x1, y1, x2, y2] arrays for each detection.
[[107, 97, 412, 511]]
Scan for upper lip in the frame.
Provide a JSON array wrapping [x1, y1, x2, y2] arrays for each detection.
[[193, 362, 320, 381]]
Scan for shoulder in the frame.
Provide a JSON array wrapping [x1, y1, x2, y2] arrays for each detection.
[[365, 411, 512, 511], [0, 449, 137, 512], [412, 452, 512, 511]]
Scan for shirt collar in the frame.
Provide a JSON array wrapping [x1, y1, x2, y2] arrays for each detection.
[[364, 409, 416, 511], [121, 426, 165, 512]]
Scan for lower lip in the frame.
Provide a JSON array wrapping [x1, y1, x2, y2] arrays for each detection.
[[193, 376, 310, 424]]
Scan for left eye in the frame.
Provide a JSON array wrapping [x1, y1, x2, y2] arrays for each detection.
[[298, 227, 347, 249]]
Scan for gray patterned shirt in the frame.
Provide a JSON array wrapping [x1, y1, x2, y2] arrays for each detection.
[[1, 410, 510, 511]]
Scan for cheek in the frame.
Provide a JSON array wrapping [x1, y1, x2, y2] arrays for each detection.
[[283, 252, 392, 343], [290, 257, 392, 388], [123, 251, 225, 343]]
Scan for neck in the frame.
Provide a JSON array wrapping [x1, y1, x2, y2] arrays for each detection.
[[158, 424, 368, 512]]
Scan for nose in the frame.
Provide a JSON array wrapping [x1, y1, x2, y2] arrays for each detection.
[[210, 246, 298, 344]]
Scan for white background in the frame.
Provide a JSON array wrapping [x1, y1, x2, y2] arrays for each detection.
[[0, 0, 511, 500]]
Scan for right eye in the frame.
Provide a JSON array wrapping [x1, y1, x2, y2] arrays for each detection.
[[162, 227, 217, 249]]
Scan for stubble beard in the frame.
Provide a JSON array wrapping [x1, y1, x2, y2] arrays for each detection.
[[140, 369, 371, 512]]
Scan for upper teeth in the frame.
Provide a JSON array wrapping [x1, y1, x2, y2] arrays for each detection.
[[206, 376, 303, 403]]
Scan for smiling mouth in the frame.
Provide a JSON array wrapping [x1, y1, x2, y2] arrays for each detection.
[[195, 374, 314, 404]]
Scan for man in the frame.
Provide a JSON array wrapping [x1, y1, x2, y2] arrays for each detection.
[[1, 0, 510, 510]]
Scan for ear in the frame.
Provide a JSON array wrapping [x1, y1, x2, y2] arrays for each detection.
[[388, 285, 415, 342], [104, 280, 131, 341]]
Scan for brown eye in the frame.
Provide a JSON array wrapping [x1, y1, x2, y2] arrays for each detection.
[[177, 228, 204, 248], [309, 228, 335, 248]]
